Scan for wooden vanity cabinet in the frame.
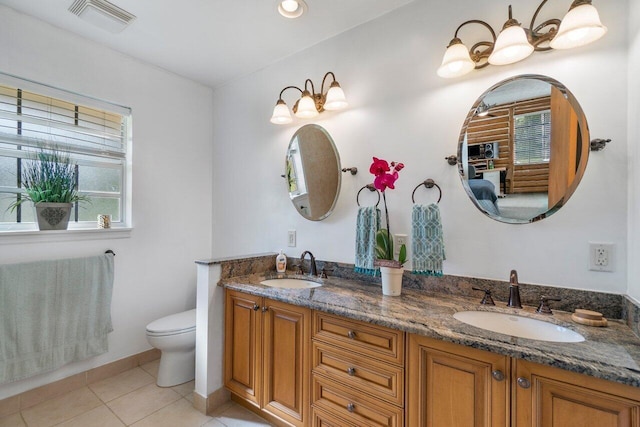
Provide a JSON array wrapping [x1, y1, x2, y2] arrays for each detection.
[[224, 290, 311, 427], [513, 359, 640, 427], [407, 334, 510, 427]]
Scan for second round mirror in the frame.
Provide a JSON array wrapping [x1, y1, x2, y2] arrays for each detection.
[[458, 75, 590, 224]]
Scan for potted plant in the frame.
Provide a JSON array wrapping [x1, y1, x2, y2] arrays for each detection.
[[9, 146, 87, 230], [370, 157, 406, 296]]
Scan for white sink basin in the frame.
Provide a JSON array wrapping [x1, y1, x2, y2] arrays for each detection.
[[260, 278, 322, 289], [453, 311, 585, 343]]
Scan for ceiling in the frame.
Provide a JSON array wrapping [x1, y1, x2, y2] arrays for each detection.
[[0, 0, 414, 89]]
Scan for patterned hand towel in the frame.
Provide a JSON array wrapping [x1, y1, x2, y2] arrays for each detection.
[[412, 203, 446, 276], [354, 206, 381, 276]]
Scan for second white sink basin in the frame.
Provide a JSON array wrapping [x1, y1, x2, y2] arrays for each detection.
[[453, 311, 585, 343], [260, 278, 322, 289]]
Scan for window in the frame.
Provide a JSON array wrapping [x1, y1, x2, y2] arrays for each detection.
[[0, 73, 131, 231], [513, 110, 551, 165]]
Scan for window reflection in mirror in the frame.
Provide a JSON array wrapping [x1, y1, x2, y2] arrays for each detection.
[[458, 75, 589, 224], [286, 124, 341, 221]]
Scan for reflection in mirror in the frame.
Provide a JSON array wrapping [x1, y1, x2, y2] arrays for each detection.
[[458, 75, 589, 224], [285, 124, 341, 221]]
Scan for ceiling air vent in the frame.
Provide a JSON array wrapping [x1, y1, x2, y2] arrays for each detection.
[[68, 0, 136, 33]]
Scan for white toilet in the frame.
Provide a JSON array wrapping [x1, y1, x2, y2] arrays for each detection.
[[145, 309, 197, 387]]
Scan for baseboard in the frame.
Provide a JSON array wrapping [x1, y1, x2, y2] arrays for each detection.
[[193, 386, 231, 415], [0, 348, 160, 418]]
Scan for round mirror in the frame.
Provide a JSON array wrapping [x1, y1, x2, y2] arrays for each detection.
[[285, 124, 341, 221], [458, 75, 589, 224]]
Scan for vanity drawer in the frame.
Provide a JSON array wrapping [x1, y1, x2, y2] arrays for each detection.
[[312, 374, 404, 427], [312, 312, 404, 366], [312, 342, 404, 406], [311, 406, 357, 427]]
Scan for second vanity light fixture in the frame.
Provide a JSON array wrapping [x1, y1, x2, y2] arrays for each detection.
[[437, 0, 607, 78], [270, 71, 348, 125]]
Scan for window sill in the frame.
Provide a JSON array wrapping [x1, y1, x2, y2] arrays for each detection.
[[0, 227, 132, 244]]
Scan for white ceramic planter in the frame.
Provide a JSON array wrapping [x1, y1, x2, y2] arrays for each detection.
[[380, 266, 404, 296]]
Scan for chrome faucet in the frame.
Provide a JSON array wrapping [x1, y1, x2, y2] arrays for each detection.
[[299, 251, 318, 277], [506, 269, 522, 309]]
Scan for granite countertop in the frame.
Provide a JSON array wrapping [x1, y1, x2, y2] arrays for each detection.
[[222, 273, 640, 388]]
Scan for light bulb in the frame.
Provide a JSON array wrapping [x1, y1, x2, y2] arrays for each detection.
[[277, 0, 307, 18], [550, 3, 607, 50], [294, 92, 319, 119], [437, 39, 475, 78], [281, 0, 298, 13], [323, 82, 348, 111], [270, 100, 292, 124], [488, 24, 534, 66]]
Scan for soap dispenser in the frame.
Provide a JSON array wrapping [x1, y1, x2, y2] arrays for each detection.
[[276, 250, 287, 273]]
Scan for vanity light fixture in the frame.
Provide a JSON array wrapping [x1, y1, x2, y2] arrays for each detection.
[[270, 72, 348, 125], [277, 0, 308, 19], [437, 0, 607, 78]]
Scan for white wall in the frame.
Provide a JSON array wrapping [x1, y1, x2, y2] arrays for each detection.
[[0, 6, 213, 399], [628, 0, 640, 301], [212, 0, 629, 293]]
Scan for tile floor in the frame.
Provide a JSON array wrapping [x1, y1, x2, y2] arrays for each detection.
[[0, 360, 272, 427]]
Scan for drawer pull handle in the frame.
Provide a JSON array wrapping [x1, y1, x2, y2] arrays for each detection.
[[491, 370, 505, 381], [347, 367, 356, 376], [262, 306, 268, 312], [517, 377, 531, 389], [346, 403, 355, 413], [252, 304, 260, 311], [347, 330, 356, 339]]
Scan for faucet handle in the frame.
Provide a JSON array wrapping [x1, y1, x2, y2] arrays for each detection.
[[536, 296, 561, 315], [472, 287, 495, 306], [319, 267, 328, 279], [293, 264, 304, 275]]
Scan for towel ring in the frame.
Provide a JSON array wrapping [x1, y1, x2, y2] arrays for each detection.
[[411, 179, 442, 204], [105, 249, 115, 256], [357, 184, 381, 207]]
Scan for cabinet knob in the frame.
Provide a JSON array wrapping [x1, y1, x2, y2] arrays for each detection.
[[252, 304, 260, 311], [347, 367, 356, 376], [347, 331, 356, 339], [346, 403, 355, 413], [517, 377, 531, 389], [262, 306, 268, 312], [491, 370, 505, 381]]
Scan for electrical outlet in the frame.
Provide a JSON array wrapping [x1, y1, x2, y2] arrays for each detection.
[[288, 230, 296, 247], [394, 234, 407, 258], [589, 242, 614, 272]]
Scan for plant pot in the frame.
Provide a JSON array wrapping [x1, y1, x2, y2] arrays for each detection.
[[35, 202, 73, 230], [380, 266, 404, 296]]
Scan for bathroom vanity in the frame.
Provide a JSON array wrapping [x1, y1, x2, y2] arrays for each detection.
[[221, 273, 640, 427]]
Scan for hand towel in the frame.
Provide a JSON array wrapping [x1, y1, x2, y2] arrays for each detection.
[[354, 206, 381, 276], [0, 253, 114, 383], [412, 203, 446, 276]]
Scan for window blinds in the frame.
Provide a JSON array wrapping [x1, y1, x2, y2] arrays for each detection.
[[514, 110, 551, 165], [0, 83, 128, 160]]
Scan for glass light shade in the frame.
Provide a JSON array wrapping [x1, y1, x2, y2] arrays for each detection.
[[488, 24, 534, 65], [294, 92, 319, 118], [549, 3, 607, 50], [270, 100, 292, 124], [323, 82, 348, 111], [277, 0, 307, 18], [437, 40, 475, 78]]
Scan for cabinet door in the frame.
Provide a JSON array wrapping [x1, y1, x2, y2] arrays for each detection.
[[407, 334, 509, 427], [262, 298, 311, 427], [514, 360, 640, 427], [224, 290, 262, 406]]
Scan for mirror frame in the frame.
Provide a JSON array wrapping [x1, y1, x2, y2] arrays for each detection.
[[457, 74, 590, 224], [285, 124, 342, 221]]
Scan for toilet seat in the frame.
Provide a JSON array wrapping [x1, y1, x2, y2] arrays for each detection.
[[146, 309, 196, 337]]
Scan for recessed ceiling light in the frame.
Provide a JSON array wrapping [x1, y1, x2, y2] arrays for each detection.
[[277, 0, 308, 19], [69, 0, 136, 33]]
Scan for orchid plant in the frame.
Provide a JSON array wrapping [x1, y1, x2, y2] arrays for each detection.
[[370, 157, 406, 267]]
